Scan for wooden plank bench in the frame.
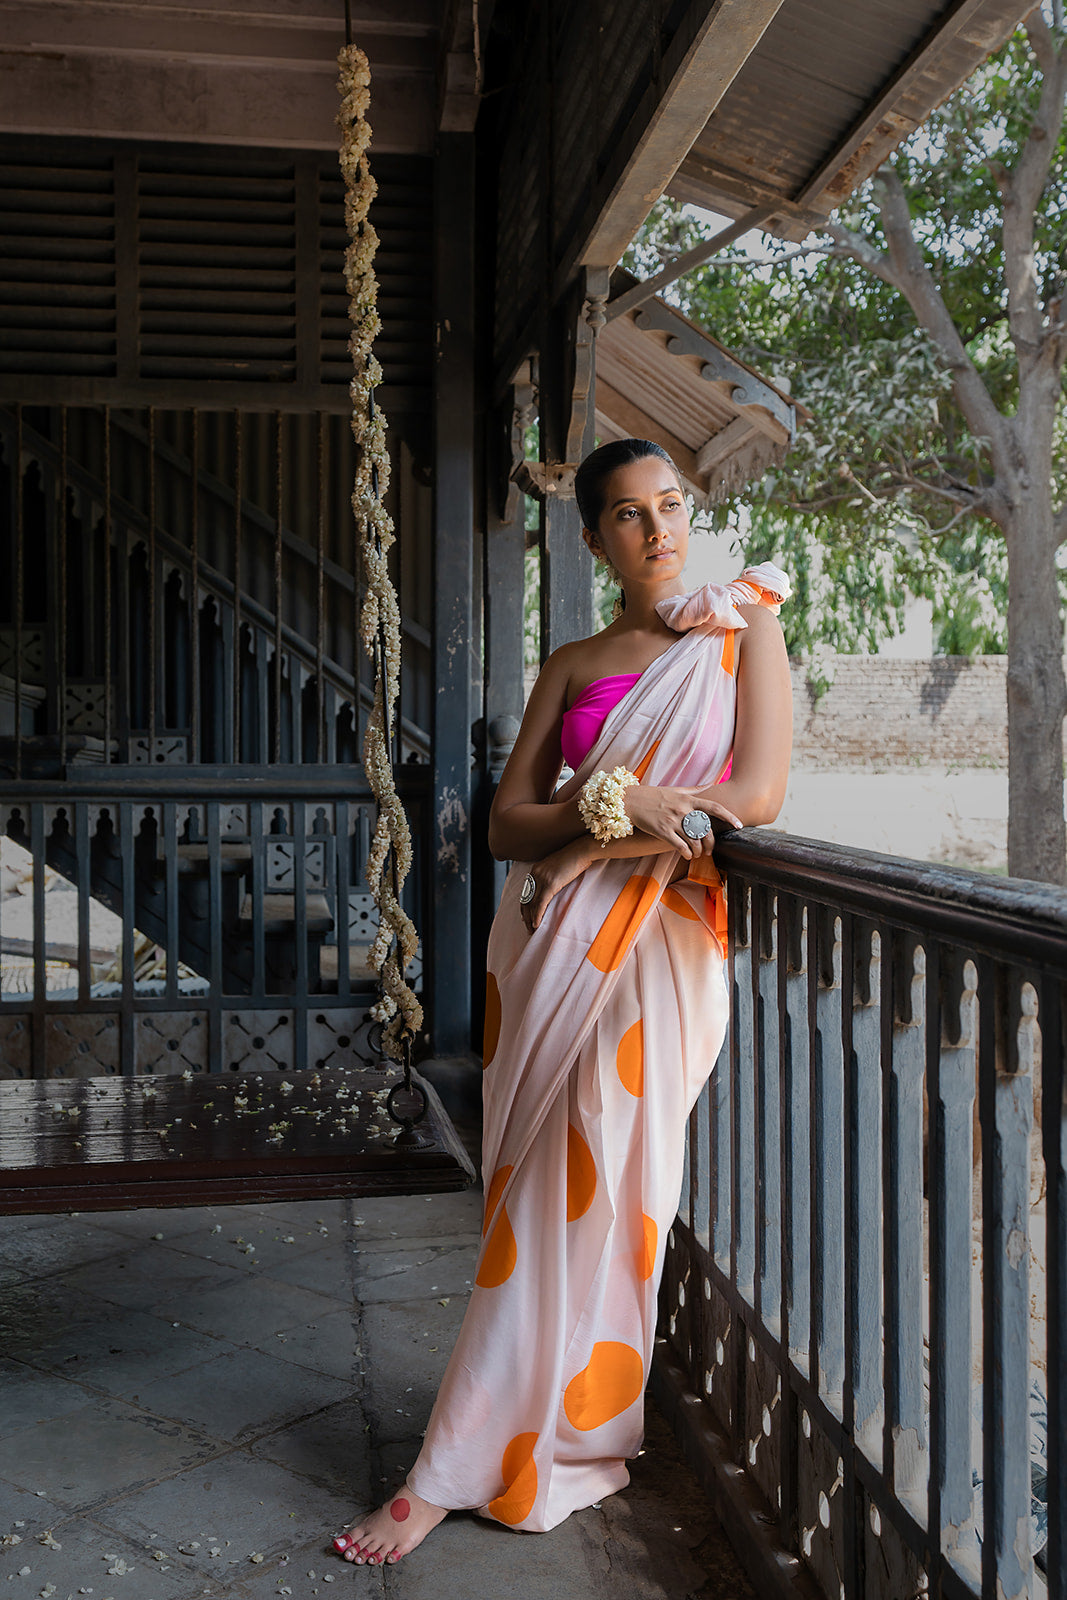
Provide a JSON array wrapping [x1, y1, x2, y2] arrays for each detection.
[[0, 1066, 476, 1215]]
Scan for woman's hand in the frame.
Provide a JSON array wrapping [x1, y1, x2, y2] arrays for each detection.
[[622, 785, 742, 858], [519, 838, 594, 935]]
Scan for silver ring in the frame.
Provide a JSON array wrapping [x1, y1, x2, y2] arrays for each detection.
[[681, 809, 712, 841], [519, 873, 536, 905]]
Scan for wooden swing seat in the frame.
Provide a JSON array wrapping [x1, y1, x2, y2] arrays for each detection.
[[0, 1066, 475, 1216]]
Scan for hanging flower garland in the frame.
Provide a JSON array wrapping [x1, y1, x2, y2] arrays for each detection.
[[337, 44, 423, 1058]]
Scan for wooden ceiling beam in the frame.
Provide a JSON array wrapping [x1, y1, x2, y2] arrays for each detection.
[[0, 47, 435, 151], [566, 0, 787, 281]]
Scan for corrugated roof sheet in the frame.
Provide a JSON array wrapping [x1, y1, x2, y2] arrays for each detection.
[[670, 0, 1027, 237]]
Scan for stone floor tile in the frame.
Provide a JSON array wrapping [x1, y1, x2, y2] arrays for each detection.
[[225, 1537, 386, 1599], [100, 1450, 356, 1582], [0, 1217, 136, 1280], [0, 1359, 97, 1438], [250, 1398, 373, 1502], [351, 1242, 476, 1305], [0, 1276, 125, 1362], [57, 1241, 246, 1311], [151, 1275, 347, 1346], [7, 1308, 229, 1395], [379, 1507, 600, 1600], [358, 1296, 469, 1445], [0, 1517, 209, 1600], [241, 1198, 350, 1229], [131, 1347, 351, 1444], [165, 1217, 335, 1273], [74, 1203, 248, 1240], [0, 1479, 66, 1539], [256, 1241, 355, 1300], [348, 1190, 483, 1244], [0, 1398, 222, 1512], [251, 1306, 361, 1383]]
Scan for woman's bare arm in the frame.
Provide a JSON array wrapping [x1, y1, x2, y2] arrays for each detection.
[[695, 605, 792, 824], [487, 645, 589, 862]]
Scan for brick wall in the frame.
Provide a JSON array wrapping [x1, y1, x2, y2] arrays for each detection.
[[790, 656, 1010, 768]]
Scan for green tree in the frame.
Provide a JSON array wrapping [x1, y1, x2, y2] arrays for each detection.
[[627, 13, 1067, 881]]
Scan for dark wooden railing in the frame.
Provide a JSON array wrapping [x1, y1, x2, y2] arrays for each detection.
[[0, 767, 427, 1077], [654, 832, 1062, 1600]]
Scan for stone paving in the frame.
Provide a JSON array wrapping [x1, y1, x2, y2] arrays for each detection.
[[0, 1186, 756, 1600]]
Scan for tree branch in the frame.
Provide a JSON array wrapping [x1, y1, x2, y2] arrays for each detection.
[[824, 221, 905, 292], [1002, 14, 1067, 365], [871, 166, 1008, 459]]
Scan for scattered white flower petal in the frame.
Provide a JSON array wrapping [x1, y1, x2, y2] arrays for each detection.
[[1, 1533, 22, 1547], [211, 1224, 221, 1234], [37, 1531, 60, 1549], [105, 1559, 131, 1575], [151, 1232, 163, 1241], [39, 1583, 56, 1597], [18, 1567, 31, 1577], [151, 1551, 166, 1562], [249, 1552, 265, 1564]]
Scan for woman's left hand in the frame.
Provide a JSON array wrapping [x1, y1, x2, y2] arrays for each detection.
[[519, 838, 593, 934], [623, 785, 742, 858]]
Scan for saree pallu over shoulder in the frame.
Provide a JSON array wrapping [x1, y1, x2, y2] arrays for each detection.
[[406, 582, 785, 1533]]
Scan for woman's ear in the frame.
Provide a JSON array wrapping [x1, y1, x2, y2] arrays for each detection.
[[581, 526, 601, 560]]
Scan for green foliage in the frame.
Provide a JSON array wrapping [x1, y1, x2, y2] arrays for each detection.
[[624, 19, 1065, 659]]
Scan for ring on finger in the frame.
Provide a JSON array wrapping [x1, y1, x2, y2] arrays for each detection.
[[519, 872, 536, 905]]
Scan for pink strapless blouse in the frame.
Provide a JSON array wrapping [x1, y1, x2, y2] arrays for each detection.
[[560, 673, 641, 770], [561, 670, 734, 783]]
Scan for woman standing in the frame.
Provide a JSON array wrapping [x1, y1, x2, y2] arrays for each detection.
[[334, 437, 793, 1563]]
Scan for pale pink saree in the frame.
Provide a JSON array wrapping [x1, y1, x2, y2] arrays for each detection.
[[406, 566, 787, 1532]]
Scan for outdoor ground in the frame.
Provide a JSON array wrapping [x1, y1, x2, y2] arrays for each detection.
[[0, 1183, 757, 1600]]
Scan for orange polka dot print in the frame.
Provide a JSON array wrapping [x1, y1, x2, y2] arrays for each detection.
[[476, 1202, 517, 1288], [564, 1342, 645, 1431], [487, 1432, 539, 1525], [483, 1164, 513, 1236], [566, 1124, 596, 1221], [616, 1020, 643, 1097], [483, 972, 502, 1068], [639, 1214, 657, 1281]]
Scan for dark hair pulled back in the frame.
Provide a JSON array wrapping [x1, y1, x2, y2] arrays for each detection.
[[574, 437, 679, 532]]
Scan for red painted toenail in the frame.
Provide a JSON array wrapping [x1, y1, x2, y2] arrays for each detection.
[[390, 1497, 411, 1522]]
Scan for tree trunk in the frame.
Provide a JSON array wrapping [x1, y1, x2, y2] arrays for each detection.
[[1004, 496, 1067, 882]]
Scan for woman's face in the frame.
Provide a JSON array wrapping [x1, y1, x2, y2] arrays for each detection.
[[582, 455, 689, 592]]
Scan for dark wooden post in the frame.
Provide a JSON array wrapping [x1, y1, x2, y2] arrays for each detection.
[[430, 132, 476, 1055], [536, 270, 608, 659]]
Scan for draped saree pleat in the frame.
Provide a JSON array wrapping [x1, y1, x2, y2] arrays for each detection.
[[406, 576, 782, 1532]]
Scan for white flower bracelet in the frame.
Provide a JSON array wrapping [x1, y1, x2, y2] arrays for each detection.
[[578, 766, 639, 846]]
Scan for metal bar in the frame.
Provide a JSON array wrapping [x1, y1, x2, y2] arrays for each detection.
[[316, 411, 326, 764], [756, 886, 781, 1328], [928, 945, 979, 1589], [76, 804, 91, 1004], [190, 410, 201, 765], [147, 407, 157, 756], [293, 800, 308, 1071], [163, 801, 178, 1006], [732, 880, 756, 1305], [273, 410, 284, 767], [980, 960, 1035, 1600], [839, 912, 861, 1596], [336, 799, 351, 1002], [848, 920, 883, 1464], [777, 893, 803, 1553], [207, 801, 223, 1068], [813, 907, 845, 1407], [103, 407, 113, 763], [882, 930, 927, 1511], [251, 799, 266, 1005], [1041, 973, 1066, 1600], [119, 800, 135, 1075], [233, 410, 243, 765], [30, 806, 46, 1074], [57, 407, 68, 770], [14, 404, 23, 780]]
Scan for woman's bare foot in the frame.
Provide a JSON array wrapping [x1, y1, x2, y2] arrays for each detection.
[[333, 1484, 447, 1566]]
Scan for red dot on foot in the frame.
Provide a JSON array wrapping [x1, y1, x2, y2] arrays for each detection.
[[390, 1497, 411, 1523]]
